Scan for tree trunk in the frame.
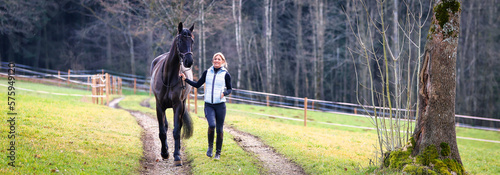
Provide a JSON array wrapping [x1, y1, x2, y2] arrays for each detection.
[[412, 0, 462, 164], [199, 0, 205, 76], [233, 0, 243, 89], [314, 0, 325, 100], [128, 24, 136, 75], [106, 25, 113, 67], [264, 0, 273, 93], [392, 0, 402, 147], [294, 0, 303, 99]]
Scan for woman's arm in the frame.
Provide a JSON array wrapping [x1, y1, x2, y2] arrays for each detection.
[[223, 72, 232, 96], [181, 70, 207, 88]]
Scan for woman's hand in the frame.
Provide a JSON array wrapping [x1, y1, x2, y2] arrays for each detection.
[[179, 73, 186, 81]]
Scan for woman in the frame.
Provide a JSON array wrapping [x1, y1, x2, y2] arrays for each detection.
[[180, 52, 232, 160]]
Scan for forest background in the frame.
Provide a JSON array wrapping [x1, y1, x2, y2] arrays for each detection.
[[1, 0, 498, 121]]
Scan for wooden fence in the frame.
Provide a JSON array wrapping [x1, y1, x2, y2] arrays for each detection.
[[90, 73, 122, 105], [186, 90, 312, 126]]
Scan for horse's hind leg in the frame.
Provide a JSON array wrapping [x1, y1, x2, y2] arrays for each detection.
[[156, 103, 169, 160], [172, 104, 184, 166]]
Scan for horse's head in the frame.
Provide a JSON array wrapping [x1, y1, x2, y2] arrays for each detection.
[[177, 22, 195, 68]]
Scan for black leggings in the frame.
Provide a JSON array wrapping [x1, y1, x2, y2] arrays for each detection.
[[204, 103, 226, 133]]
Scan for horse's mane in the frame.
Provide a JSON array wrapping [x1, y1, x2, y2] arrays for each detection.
[[167, 35, 179, 65]]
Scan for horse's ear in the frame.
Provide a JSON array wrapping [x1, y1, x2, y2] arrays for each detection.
[[189, 24, 195, 33], [178, 22, 183, 34]]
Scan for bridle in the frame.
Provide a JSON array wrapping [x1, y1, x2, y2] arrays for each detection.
[[176, 34, 194, 71], [176, 33, 194, 89]]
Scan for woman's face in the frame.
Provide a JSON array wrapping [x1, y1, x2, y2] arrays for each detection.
[[213, 55, 224, 69]]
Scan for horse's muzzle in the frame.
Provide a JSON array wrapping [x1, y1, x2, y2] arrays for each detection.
[[183, 54, 194, 68]]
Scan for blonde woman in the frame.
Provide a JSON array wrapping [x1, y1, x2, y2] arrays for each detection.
[[180, 52, 232, 160]]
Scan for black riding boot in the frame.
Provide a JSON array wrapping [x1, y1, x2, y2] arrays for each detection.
[[207, 128, 214, 157], [214, 132, 223, 160]]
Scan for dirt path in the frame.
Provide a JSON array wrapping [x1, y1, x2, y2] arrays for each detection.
[[139, 98, 305, 174], [109, 97, 190, 175], [225, 125, 306, 175]]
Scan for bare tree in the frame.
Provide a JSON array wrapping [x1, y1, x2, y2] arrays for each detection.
[[314, 0, 325, 100], [233, 0, 243, 88], [264, 0, 273, 93], [294, 0, 304, 99], [347, 0, 436, 167]]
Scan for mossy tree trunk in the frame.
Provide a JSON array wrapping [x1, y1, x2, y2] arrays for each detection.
[[412, 0, 462, 164]]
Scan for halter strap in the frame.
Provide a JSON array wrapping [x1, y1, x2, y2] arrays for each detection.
[[176, 34, 194, 66]]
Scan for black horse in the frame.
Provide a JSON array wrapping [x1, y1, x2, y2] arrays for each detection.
[[150, 22, 194, 166]]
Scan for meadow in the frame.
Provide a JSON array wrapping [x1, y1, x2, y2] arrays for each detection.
[[0, 78, 142, 174], [1, 78, 498, 174], [143, 95, 500, 174]]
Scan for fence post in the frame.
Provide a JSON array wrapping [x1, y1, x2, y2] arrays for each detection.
[[266, 95, 269, 107], [92, 75, 96, 104], [100, 75, 104, 105], [113, 76, 116, 95], [194, 88, 198, 114], [120, 78, 122, 95], [67, 69, 71, 85], [87, 76, 90, 91], [354, 108, 357, 114], [134, 78, 137, 94], [116, 77, 119, 95], [58, 71, 61, 86], [113, 77, 117, 95], [96, 75, 100, 105], [97, 75, 100, 104], [120, 78, 123, 95], [304, 97, 307, 127], [106, 73, 110, 105], [312, 101, 314, 110]]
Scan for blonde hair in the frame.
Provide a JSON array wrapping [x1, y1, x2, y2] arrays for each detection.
[[213, 52, 228, 69]]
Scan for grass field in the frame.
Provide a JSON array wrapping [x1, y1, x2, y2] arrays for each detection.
[[0, 78, 142, 174], [227, 103, 500, 142], [1, 78, 498, 174], [143, 96, 499, 174], [224, 104, 500, 174]]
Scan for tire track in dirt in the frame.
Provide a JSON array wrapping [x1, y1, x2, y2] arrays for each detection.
[[225, 125, 306, 175], [109, 97, 190, 175]]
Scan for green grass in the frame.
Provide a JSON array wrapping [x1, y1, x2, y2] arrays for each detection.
[[190, 100, 500, 174], [118, 95, 263, 174], [118, 95, 156, 116], [228, 103, 500, 142], [226, 110, 379, 174], [0, 78, 142, 174], [2, 78, 498, 174]]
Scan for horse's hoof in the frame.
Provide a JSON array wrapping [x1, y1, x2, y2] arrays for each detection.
[[174, 160, 183, 166], [161, 152, 169, 160]]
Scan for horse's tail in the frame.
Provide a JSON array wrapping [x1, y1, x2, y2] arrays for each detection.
[[181, 109, 194, 139]]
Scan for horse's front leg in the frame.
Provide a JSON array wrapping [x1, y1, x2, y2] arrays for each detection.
[[156, 102, 169, 160], [172, 101, 184, 166]]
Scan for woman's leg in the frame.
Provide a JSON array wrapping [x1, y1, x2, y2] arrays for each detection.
[[214, 103, 226, 160], [204, 103, 216, 157]]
